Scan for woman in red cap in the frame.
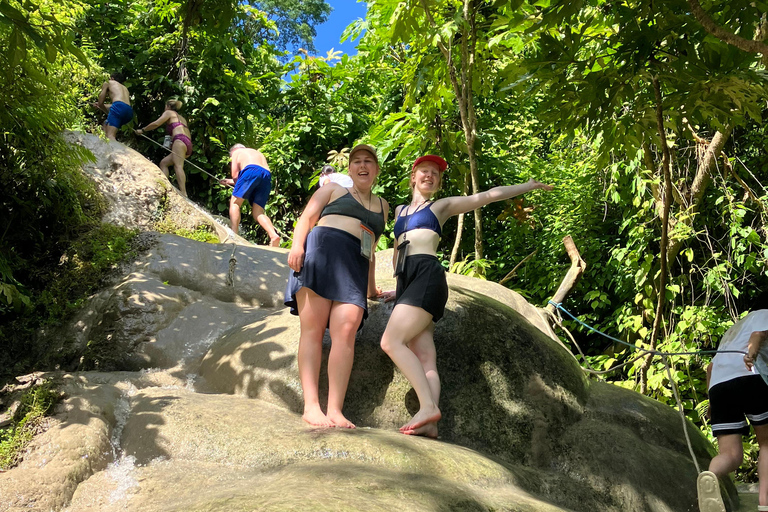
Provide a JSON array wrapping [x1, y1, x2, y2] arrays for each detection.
[[285, 144, 389, 428], [381, 155, 553, 437]]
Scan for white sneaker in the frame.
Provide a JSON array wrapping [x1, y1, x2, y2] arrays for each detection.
[[697, 471, 726, 512]]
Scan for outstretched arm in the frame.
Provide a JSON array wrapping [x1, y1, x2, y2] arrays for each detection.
[[287, 185, 338, 272], [135, 111, 171, 133], [744, 330, 768, 370], [435, 179, 553, 220]]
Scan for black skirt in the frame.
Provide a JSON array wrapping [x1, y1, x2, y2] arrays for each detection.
[[395, 254, 448, 322], [284, 226, 370, 325]]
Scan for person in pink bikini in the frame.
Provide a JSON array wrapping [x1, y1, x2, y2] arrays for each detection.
[[135, 99, 193, 197]]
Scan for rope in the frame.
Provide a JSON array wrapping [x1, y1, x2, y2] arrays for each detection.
[[137, 132, 290, 242], [547, 300, 747, 357], [663, 355, 701, 474], [136, 132, 233, 189], [546, 299, 749, 475]]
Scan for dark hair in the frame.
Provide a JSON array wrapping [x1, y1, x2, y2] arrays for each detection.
[[166, 99, 183, 111], [321, 165, 335, 175], [110, 72, 124, 83], [751, 290, 768, 312]]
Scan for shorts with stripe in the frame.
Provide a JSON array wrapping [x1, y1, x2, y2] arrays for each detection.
[[710, 374, 768, 436]]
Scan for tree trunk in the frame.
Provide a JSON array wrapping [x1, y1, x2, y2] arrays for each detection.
[[665, 127, 732, 267], [450, 172, 470, 267], [640, 76, 674, 394], [421, 0, 483, 261]]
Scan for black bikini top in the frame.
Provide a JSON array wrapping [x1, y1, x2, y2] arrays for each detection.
[[319, 191, 385, 239]]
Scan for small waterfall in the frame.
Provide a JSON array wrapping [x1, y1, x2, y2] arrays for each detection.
[[103, 382, 139, 503]]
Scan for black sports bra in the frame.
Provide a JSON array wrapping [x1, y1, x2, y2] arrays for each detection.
[[319, 191, 385, 239]]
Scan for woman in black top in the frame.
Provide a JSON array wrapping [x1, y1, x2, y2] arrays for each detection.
[[285, 145, 389, 428]]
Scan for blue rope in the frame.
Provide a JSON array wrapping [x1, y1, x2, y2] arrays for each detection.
[[547, 300, 747, 357]]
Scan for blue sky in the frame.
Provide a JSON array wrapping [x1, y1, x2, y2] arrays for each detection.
[[311, 0, 368, 58]]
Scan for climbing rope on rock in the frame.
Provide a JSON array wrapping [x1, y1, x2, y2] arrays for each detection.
[[137, 132, 233, 189], [138, 133, 291, 244]]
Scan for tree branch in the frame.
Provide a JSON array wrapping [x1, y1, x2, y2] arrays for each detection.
[[499, 249, 538, 286], [686, 0, 768, 54], [546, 236, 586, 312]]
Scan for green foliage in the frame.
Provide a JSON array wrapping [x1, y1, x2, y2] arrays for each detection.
[[34, 224, 138, 322], [449, 255, 492, 279], [0, 224, 139, 378], [0, 380, 60, 470], [254, 0, 331, 53], [154, 219, 219, 243]]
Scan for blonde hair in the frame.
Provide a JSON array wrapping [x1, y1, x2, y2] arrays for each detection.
[[166, 99, 183, 111]]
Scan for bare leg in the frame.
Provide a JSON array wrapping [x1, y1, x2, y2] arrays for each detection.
[[170, 140, 187, 197], [326, 302, 364, 428], [402, 325, 439, 438], [755, 424, 768, 506], [104, 124, 118, 141], [159, 153, 173, 181], [229, 196, 244, 234], [296, 288, 334, 427], [252, 204, 281, 246], [700, 433, 742, 512], [380, 304, 441, 432], [709, 434, 743, 477]]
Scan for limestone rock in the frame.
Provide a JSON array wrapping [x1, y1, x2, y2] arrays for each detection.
[[58, 234, 290, 371], [64, 131, 251, 245], [62, 379, 570, 512]]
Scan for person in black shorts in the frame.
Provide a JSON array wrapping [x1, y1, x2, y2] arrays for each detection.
[[284, 144, 389, 429], [379, 154, 553, 437], [698, 303, 768, 512]]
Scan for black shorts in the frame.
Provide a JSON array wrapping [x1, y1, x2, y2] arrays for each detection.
[[710, 375, 768, 436], [395, 254, 448, 322]]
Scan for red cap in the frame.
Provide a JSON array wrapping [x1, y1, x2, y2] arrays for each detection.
[[412, 155, 447, 172]]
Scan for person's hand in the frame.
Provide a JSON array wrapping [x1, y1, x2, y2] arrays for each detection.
[[529, 178, 554, 192], [368, 285, 383, 300], [134, 128, 144, 135], [91, 102, 99, 109], [744, 352, 757, 371], [380, 290, 397, 302], [288, 246, 305, 273]]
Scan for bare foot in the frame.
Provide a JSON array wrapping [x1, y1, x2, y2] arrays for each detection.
[[302, 407, 334, 427], [269, 236, 281, 247], [402, 421, 438, 438], [327, 410, 356, 429], [400, 405, 441, 431]]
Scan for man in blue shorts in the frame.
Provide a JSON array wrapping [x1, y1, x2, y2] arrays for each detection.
[[220, 144, 281, 246], [698, 299, 768, 512], [92, 72, 134, 141]]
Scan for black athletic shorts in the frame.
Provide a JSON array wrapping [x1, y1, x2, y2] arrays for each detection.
[[710, 374, 768, 436], [395, 254, 448, 323]]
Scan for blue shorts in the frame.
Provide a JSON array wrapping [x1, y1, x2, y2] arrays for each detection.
[[233, 164, 272, 208], [106, 101, 134, 129]]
